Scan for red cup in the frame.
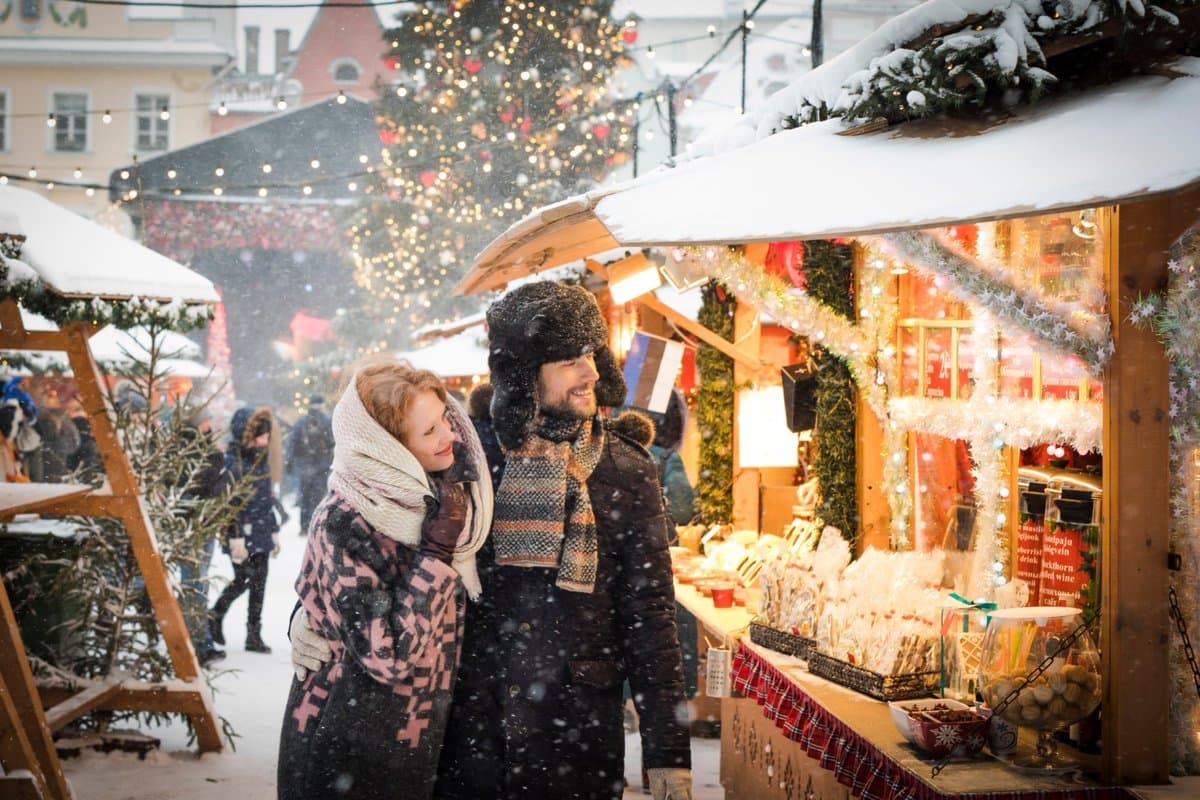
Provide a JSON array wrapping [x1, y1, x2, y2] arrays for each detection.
[[710, 583, 734, 608]]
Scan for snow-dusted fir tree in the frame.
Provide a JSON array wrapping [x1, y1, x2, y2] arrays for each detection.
[[346, 0, 635, 348], [9, 324, 246, 734]]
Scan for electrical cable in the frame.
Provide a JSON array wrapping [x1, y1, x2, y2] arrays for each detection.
[[675, 0, 770, 93]]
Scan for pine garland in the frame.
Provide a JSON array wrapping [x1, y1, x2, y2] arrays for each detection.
[[696, 281, 736, 525], [1, 254, 212, 333], [767, 0, 1198, 130], [805, 241, 859, 545]]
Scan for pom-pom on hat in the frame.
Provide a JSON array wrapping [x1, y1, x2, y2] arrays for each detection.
[[486, 282, 626, 450]]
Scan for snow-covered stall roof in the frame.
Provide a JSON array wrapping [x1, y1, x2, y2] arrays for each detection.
[[460, 62, 1200, 294], [0, 186, 219, 303], [396, 328, 490, 379], [3, 307, 211, 378]]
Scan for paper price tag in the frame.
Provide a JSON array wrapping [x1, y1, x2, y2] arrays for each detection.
[[706, 646, 731, 697]]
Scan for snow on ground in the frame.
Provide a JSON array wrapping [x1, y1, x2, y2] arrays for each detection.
[[61, 494, 724, 799]]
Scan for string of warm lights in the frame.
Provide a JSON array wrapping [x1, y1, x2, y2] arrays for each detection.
[[3, 88, 355, 121], [2, 81, 653, 198]]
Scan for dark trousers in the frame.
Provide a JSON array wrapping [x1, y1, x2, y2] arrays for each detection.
[[211, 552, 269, 639], [298, 471, 328, 535]]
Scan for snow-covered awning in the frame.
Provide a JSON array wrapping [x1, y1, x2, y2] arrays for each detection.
[[460, 64, 1200, 294], [2, 308, 211, 378], [0, 186, 219, 304], [396, 328, 490, 379]]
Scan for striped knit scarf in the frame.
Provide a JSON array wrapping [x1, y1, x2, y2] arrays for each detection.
[[493, 413, 605, 593]]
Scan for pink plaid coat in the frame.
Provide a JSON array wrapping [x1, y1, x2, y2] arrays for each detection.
[[277, 492, 463, 800]]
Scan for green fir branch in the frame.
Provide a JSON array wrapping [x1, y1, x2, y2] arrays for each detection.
[[695, 281, 735, 525]]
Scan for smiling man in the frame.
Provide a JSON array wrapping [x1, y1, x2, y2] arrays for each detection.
[[440, 282, 692, 800]]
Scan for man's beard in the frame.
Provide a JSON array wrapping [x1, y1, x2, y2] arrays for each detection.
[[540, 391, 597, 421]]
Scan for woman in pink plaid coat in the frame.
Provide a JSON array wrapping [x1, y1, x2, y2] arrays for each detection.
[[277, 361, 492, 800]]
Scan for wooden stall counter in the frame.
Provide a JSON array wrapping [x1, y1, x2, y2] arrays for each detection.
[[675, 580, 1131, 800]]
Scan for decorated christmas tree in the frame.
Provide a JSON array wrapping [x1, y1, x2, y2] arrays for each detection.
[[347, 0, 635, 347]]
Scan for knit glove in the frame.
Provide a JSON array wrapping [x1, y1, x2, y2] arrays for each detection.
[[648, 768, 692, 800], [229, 537, 249, 565], [271, 532, 281, 558], [289, 608, 332, 681], [421, 474, 468, 564]]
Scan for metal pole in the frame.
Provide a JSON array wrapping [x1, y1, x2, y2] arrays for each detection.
[[811, 0, 824, 68], [666, 81, 677, 157], [632, 93, 641, 178], [740, 10, 749, 113]]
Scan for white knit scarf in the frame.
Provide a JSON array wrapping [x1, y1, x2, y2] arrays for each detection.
[[327, 375, 493, 600]]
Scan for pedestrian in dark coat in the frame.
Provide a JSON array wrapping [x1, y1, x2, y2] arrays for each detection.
[[36, 408, 80, 483], [209, 406, 280, 653], [277, 362, 492, 800], [286, 394, 334, 535], [177, 410, 229, 665], [66, 412, 103, 482], [438, 283, 692, 800]]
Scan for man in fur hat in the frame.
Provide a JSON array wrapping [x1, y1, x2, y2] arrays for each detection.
[[293, 283, 692, 799]]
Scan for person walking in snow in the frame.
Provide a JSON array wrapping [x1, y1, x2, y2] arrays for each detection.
[[286, 393, 334, 535], [277, 361, 492, 800], [209, 406, 281, 654], [293, 283, 692, 800]]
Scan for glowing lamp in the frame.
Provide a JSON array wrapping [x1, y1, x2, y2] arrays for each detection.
[[607, 253, 662, 305], [737, 386, 800, 467]]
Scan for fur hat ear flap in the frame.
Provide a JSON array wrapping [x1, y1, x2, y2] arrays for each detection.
[[592, 345, 627, 408], [489, 357, 538, 451]]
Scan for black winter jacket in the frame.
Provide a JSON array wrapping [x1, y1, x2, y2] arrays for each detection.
[[436, 419, 691, 800]]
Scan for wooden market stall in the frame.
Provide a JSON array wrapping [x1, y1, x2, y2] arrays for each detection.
[[458, 2, 1200, 796], [0, 186, 222, 798]]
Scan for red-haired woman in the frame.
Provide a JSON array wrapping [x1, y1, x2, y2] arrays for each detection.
[[277, 361, 492, 800]]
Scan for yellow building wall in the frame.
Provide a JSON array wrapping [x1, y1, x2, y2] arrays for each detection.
[[0, 3, 231, 216]]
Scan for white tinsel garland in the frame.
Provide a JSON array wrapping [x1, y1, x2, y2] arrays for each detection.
[[877, 231, 1114, 376]]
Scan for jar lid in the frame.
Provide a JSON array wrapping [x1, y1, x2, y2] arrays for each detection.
[[988, 606, 1081, 621]]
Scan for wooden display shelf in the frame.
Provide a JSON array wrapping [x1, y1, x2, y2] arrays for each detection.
[[675, 577, 1120, 799], [0, 483, 92, 519]]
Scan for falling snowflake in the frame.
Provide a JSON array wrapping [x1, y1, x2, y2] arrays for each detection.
[[932, 725, 962, 749]]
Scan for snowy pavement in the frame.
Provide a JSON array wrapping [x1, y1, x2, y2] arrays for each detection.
[[60, 496, 724, 799]]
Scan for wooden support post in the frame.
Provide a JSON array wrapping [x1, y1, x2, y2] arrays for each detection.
[[61, 323, 223, 753], [1100, 188, 1200, 784], [0, 583, 71, 800]]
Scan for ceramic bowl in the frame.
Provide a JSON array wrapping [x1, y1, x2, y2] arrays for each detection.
[[909, 708, 989, 759], [887, 698, 970, 744]]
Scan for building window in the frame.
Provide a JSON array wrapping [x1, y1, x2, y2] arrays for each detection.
[[135, 93, 170, 151], [332, 59, 361, 83], [0, 90, 8, 152], [52, 91, 88, 152]]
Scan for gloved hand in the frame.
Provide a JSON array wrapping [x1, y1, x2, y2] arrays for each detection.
[[289, 608, 333, 681], [647, 768, 692, 800], [271, 532, 281, 558], [421, 474, 468, 564], [229, 537, 249, 565]]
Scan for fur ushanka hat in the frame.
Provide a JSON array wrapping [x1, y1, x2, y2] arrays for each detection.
[[486, 282, 626, 450]]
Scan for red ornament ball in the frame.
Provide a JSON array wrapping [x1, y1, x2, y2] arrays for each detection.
[[621, 28, 638, 44]]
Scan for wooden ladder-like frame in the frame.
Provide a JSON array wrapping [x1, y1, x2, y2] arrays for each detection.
[[0, 298, 222, 799]]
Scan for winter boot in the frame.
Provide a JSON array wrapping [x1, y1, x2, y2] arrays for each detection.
[[207, 613, 225, 647], [245, 633, 272, 654]]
